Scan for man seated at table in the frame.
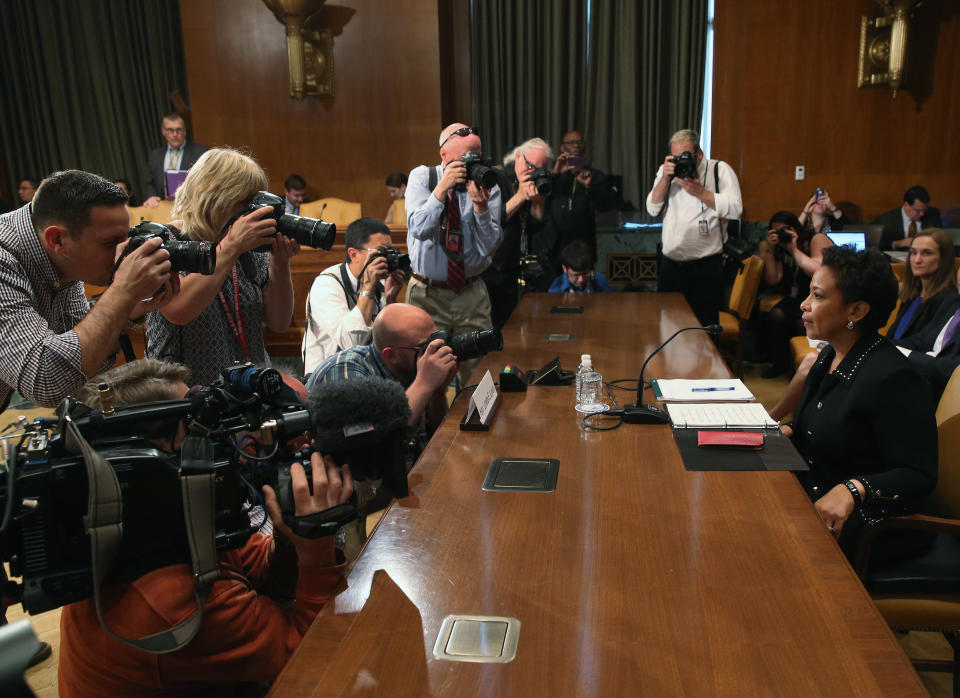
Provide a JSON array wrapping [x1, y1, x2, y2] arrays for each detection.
[[302, 218, 406, 375], [306, 303, 456, 431], [58, 359, 351, 697], [548, 240, 612, 293], [875, 185, 942, 251]]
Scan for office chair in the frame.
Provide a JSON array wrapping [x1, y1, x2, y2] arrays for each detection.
[[718, 254, 764, 376], [300, 197, 362, 228], [854, 364, 960, 696]]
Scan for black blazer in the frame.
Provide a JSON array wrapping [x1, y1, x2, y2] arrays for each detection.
[[143, 141, 209, 199], [898, 296, 960, 400], [793, 332, 937, 510], [886, 286, 960, 343], [875, 206, 943, 250]]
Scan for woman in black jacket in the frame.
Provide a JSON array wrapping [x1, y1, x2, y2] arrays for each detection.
[[887, 228, 959, 342], [786, 246, 938, 559]]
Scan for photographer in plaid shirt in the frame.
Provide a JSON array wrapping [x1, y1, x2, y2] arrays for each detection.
[[0, 170, 179, 410]]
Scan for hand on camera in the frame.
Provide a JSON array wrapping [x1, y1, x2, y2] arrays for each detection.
[[416, 338, 458, 392], [263, 452, 353, 567], [676, 177, 705, 197], [224, 206, 277, 257], [439, 161, 467, 193], [384, 269, 406, 303], [517, 177, 539, 202], [360, 252, 390, 291], [112, 236, 176, 305], [576, 168, 593, 188], [467, 180, 490, 210], [661, 155, 677, 179], [270, 233, 301, 265]]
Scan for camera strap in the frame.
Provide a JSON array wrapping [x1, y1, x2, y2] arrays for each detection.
[[217, 266, 250, 360], [65, 408, 213, 654]]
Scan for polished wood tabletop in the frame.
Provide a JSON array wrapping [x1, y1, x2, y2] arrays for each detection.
[[271, 292, 926, 697]]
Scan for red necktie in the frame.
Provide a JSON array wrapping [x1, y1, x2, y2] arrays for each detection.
[[444, 191, 466, 292]]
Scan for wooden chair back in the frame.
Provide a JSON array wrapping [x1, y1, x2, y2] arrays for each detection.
[[300, 198, 362, 229], [727, 255, 764, 322], [934, 364, 960, 519]]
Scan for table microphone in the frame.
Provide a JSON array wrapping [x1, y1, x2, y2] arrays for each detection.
[[621, 324, 723, 424]]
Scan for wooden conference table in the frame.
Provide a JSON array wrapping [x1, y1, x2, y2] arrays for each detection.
[[270, 293, 926, 697]]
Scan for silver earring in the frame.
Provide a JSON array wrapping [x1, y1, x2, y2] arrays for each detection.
[[846, 321, 855, 330]]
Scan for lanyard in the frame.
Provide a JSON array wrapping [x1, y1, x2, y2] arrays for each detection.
[[217, 265, 249, 359]]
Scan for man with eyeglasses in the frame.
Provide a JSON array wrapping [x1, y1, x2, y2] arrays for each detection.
[[405, 123, 502, 384], [548, 129, 619, 257], [302, 217, 406, 375], [143, 113, 209, 208], [306, 303, 457, 431]]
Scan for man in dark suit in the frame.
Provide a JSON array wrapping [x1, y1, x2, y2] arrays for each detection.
[[142, 113, 208, 208], [874, 185, 942, 251]]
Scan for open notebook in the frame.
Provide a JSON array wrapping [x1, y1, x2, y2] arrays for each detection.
[[666, 402, 779, 428]]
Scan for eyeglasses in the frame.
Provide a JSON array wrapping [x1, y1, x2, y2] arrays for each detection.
[[163, 127, 186, 134], [562, 139, 584, 146], [566, 270, 595, 280], [440, 126, 480, 147]]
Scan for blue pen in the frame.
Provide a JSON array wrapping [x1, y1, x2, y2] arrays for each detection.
[[691, 387, 736, 392]]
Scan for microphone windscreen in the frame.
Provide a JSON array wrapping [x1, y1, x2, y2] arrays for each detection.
[[307, 375, 411, 453]]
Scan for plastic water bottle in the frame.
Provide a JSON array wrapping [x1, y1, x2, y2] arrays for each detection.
[[576, 355, 609, 414]]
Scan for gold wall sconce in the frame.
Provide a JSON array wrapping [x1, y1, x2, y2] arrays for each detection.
[[858, 0, 924, 97], [262, 0, 335, 99]]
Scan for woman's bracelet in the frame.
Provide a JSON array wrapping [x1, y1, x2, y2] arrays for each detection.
[[843, 479, 863, 507]]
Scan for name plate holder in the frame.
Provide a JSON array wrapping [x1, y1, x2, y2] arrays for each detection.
[[461, 370, 500, 431]]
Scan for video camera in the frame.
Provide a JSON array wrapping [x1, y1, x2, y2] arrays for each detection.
[[0, 364, 409, 617], [119, 221, 216, 276], [670, 150, 698, 180], [246, 191, 337, 250]]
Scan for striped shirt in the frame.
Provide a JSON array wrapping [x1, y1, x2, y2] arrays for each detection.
[[0, 204, 113, 408]]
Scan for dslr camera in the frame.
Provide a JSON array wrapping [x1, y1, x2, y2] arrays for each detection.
[[773, 228, 795, 245], [528, 167, 553, 197], [423, 328, 503, 361], [246, 191, 336, 250], [457, 152, 499, 193], [375, 245, 411, 275], [119, 221, 216, 275], [670, 150, 698, 180]]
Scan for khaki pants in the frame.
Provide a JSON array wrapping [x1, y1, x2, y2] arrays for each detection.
[[406, 276, 493, 387]]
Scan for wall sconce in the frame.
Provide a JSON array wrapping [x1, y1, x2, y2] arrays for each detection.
[[262, 0, 335, 99], [858, 0, 924, 97]]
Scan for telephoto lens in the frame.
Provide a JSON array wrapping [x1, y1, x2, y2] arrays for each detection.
[[450, 328, 504, 361], [277, 213, 336, 250], [164, 239, 216, 274]]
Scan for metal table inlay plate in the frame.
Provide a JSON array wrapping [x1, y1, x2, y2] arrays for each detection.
[[433, 615, 521, 663]]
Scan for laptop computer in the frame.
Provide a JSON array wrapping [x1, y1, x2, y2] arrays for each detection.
[[827, 231, 866, 251]]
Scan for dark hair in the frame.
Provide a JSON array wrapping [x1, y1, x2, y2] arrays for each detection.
[[820, 246, 898, 333], [903, 185, 931, 206], [19, 177, 41, 189], [344, 217, 390, 263], [385, 172, 407, 188], [769, 210, 802, 233], [284, 173, 306, 191], [560, 240, 595, 271], [32, 170, 128, 237], [161, 112, 184, 127]]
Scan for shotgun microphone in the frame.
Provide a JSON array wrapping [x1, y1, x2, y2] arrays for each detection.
[[621, 324, 723, 424]]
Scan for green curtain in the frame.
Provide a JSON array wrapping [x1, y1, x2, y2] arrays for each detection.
[[471, 0, 589, 166], [471, 0, 707, 208], [0, 0, 188, 205]]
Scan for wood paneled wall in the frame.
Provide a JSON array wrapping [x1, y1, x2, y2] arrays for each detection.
[[712, 0, 960, 224], [179, 0, 446, 221]]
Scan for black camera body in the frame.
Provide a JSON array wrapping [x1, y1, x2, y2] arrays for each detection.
[[376, 245, 411, 275], [529, 167, 553, 196], [0, 364, 407, 616], [424, 328, 503, 361], [246, 191, 336, 250], [457, 152, 498, 193], [774, 229, 795, 245], [671, 150, 698, 180], [122, 221, 216, 275]]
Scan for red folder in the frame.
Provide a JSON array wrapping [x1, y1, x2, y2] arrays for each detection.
[[697, 431, 765, 449]]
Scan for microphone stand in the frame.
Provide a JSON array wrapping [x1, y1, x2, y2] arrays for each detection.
[[621, 324, 723, 424]]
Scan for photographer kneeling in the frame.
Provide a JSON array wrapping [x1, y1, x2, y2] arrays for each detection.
[[146, 147, 302, 385], [57, 359, 351, 697]]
